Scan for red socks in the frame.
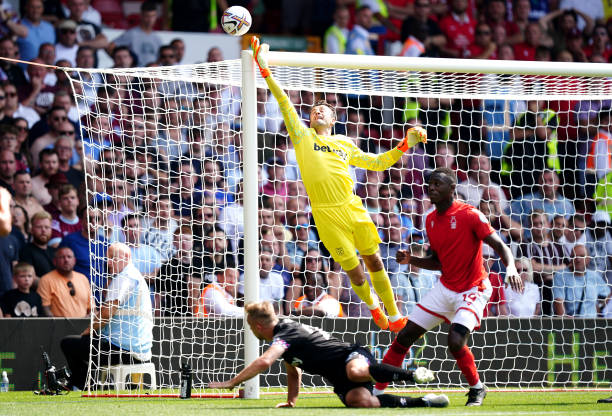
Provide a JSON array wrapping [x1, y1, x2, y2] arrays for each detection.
[[374, 339, 409, 391], [451, 345, 480, 386]]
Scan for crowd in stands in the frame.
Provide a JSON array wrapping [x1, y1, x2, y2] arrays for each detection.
[[0, 0, 610, 322]]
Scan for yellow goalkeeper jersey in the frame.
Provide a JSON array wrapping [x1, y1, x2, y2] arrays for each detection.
[[275, 93, 403, 207]]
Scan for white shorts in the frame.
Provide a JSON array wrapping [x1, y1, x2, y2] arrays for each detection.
[[409, 279, 492, 332]]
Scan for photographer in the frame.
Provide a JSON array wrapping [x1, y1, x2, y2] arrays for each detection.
[[60, 243, 153, 390]]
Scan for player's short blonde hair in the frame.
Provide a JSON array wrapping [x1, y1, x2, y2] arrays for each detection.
[[245, 301, 276, 326]]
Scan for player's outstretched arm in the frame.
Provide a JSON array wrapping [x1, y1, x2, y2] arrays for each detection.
[[397, 249, 442, 270], [208, 344, 285, 389], [348, 126, 427, 171], [251, 36, 308, 143], [276, 361, 302, 408]]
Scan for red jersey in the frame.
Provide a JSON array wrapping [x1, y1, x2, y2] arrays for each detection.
[[439, 13, 476, 53], [513, 42, 536, 61], [51, 215, 82, 241], [425, 201, 495, 293]]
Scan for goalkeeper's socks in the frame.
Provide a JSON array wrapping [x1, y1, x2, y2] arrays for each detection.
[[377, 394, 427, 408], [451, 345, 480, 386], [369, 363, 414, 383], [350, 280, 376, 308], [373, 339, 410, 391], [370, 268, 400, 317]]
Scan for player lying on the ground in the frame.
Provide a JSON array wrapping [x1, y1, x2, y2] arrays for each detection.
[[250, 36, 427, 332], [208, 301, 449, 408], [373, 167, 523, 407]]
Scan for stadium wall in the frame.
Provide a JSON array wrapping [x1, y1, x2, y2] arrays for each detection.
[[1, 318, 611, 391]]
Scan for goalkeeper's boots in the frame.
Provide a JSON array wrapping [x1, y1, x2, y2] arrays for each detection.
[[598, 396, 612, 403], [423, 394, 450, 408], [412, 367, 435, 384], [465, 386, 487, 406], [388, 316, 408, 332], [370, 306, 389, 330]]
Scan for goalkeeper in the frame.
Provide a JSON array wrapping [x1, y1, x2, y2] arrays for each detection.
[[251, 37, 427, 331], [208, 301, 448, 409]]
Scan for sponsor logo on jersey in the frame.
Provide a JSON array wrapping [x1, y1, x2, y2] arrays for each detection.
[[450, 216, 457, 229], [313, 142, 348, 160], [335, 247, 345, 256]]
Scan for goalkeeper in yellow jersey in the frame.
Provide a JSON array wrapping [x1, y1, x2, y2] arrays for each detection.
[[251, 37, 427, 332]]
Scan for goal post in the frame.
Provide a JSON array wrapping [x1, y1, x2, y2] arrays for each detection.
[[65, 50, 612, 396]]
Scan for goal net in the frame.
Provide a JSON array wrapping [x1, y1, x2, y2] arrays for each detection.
[[66, 52, 612, 395]]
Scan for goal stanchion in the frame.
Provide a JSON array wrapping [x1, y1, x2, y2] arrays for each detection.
[[67, 53, 612, 397]]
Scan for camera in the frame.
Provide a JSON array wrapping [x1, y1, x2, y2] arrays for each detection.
[[38, 351, 71, 395]]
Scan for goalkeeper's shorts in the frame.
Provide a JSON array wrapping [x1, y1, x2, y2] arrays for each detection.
[[311, 195, 381, 271]]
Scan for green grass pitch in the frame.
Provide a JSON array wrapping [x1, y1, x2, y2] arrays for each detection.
[[1, 391, 612, 415]]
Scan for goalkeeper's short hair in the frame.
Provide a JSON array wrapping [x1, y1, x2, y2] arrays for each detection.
[[313, 100, 337, 120]]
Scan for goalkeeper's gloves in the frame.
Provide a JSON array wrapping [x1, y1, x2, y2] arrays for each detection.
[[397, 126, 427, 152], [250, 36, 270, 78]]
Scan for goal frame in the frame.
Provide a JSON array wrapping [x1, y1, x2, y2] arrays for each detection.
[[240, 50, 612, 398]]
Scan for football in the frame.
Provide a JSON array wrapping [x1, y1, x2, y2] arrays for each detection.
[[221, 6, 252, 36]]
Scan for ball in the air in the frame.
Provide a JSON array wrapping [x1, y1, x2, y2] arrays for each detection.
[[221, 6, 252, 36]]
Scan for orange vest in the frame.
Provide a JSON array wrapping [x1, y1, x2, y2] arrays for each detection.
[[194, 283, 234, 316], [586, 130, 612, 173], [293, 293, 344, 317]]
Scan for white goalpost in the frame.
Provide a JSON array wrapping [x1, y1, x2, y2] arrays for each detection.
[[66, 50, 612, 397]]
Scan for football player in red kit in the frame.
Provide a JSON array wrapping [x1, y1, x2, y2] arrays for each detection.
[[373, 167, 523, 406]]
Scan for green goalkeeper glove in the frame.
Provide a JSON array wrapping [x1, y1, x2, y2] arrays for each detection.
[[250, 36, 270, 78], [397, 126, 427, 152]]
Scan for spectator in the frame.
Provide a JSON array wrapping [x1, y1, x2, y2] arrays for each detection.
[[518, 210, 568, 315], [0, 37, 27, 90], [464, 23, 497, 59], [141, 194, 178, 262], [170, 38, 185, 64], [553, 244, 610, 317], [111, 45, 135, 68], [485, 0, 520, 44], [65, 0, 108, 52], [257, 246, 285, 313], [292, 271, 343, 317], [565, 28, 588, 62], [380, 212, 409, 284], [346, 6, 375, 56], [400, 0, 446, 57], [42, 172, 69, 217], [584, 25, 612, 62], [29, 106, 70, 169], [16, 0, 55, 63], [0, 125, 27, 172], [479, 194, 523, 244], [0, 188, 18, 296], [594, 171, 612, 220], [201, 226, 235, 281], [19, 210, 54, 279], [540, 8, 593, 55], [108, 1, 162, 67], [0, 149, 15, 193], [510, 170, 575, 229], [49, 184, 81, 247], [54, 135, 83, 189], [0, 262, 42, 317], [506, 257, 541, 317], [438, 0, 476, 58], [3, 81, 39, 128], [31, 148, 59, 205], [155, 225, 200, 317], [394, 242, 439, 317], [61, 242, 153, 391], [13, 118, 31, 166], [12, 171, 42, 225], [513, 22, 543, 61], [10, 203, 28, 250], [121, 213, 161, 281], [585, 211, 612, 285], [54, 19, 79, 66], [59, 206, 107, 302], [194, 267, 243, 317], [323, 5, 350, 54], [37, 246, 90, 317], [456, 153, 508, 212]]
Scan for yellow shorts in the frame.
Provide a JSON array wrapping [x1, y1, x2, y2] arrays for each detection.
[[311, 195, 381, 271]]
